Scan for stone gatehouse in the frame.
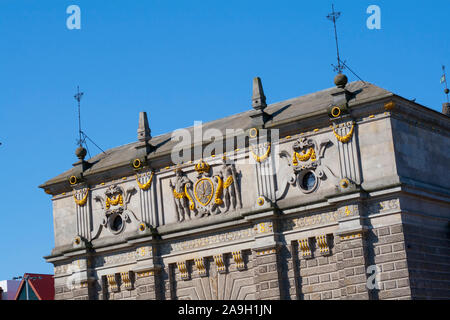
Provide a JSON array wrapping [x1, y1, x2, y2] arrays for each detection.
[[40, 76, 450, 300]]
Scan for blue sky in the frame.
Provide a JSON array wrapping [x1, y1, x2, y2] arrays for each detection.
[[0, 0, 448, 280]]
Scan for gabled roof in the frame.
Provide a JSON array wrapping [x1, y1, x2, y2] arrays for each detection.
[[14, 273, 54, 300], [40, 81, 394, 188]]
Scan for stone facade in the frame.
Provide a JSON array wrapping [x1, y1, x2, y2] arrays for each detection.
[[40, 79, 450, 300]]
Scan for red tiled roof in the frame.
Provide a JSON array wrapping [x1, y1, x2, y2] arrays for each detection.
[[14, 273, 54, 300]]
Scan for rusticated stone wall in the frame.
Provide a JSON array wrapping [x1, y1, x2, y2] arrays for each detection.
[[52, 205, 450, 300]]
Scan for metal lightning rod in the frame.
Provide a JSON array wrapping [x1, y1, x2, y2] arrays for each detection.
[[74, 86, 84, 147], [326, 4, 344, 74], [442, 65, 449, 103], [73, 86, 106, 155], [326, 5, 366, 83]]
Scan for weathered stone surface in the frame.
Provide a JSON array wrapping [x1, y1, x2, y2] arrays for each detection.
[[41, 80, 450, 300]]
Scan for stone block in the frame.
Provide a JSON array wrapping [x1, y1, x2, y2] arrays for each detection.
[[378, 288, 411, 300], [356, 284, 367, 293], [256, 255, 277, 265], [307, 259, 318, 268], [389, 269, 409, 280], [347, 292, 369, 300], [397, 278, 410, 288], [384, 280, 397, 290], [136, 292, 156, 300], [345, 274, 368, 285], [309, 275, 319, 285], [381, 245, 393, 254], [345, 268, 355, 277], [382, 262, 395, 272], [259, 288, 280, 299], [347, 285, 356, 294], [311, 293, 321, 300], [394, 260, 408, 270], [392, 243, 405, 252], [318, 257, 329, 265], [138, 286, 147, 294], [343, 250, 353, 259], [261, 282, 269, 290], [322, 291, 332, 300], [269, 281, 278, 289], [374, 252, 407, 264], [390, 225, 403, 234], [320, 274, 330, 283], [332, 289, 341, 299], [383, 234, 405, 245], [343, 256, 365, 268], [268, 264, 277, 272], [256, 271, 279, 282], [353, 248, 363, 257], [354, 266, 365, 275]]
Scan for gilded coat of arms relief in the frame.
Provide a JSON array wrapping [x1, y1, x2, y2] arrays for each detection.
[[170, 159, 242, 223]]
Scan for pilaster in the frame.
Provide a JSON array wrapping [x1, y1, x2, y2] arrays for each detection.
[[335, 204, 370, 300], [251, 217, 287, 300], [132, 244, 163, 300]]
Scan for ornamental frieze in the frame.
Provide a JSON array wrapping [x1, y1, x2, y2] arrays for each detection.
[[364, 198, 400, 215], [54, 263, 71, 275], [163, 227, 255, 254], [280, 206, 359, 232], [92, 251, 136, 268]]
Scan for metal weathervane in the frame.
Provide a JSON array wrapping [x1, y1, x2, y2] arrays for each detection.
[[326, 4, 345, 74], [441, 65, 449, 103], [326, 4, 365, 83], [73, 86, 106, 156], [74, 86, 84, 147]]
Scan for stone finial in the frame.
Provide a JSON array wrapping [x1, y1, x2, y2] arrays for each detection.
[[137, 112, 151, 142], [331, 73, 351, 108], [443, 103, 450, 116], [75, 146, 87, 161], [252, 77, 267, 110], [72, 145, 90, 171], [334, 73, 348, 89]]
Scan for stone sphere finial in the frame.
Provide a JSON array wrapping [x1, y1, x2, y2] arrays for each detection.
[[334, 73, 348, 89], [75, 146, 87, 160]]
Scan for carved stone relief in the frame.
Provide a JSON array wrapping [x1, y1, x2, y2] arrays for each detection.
[[278, 136, 337, 196], [169, 168, 195, 222], [169, 159, 243, 223], [92, 184, 139, 239], [161, 227, 255, 255]]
